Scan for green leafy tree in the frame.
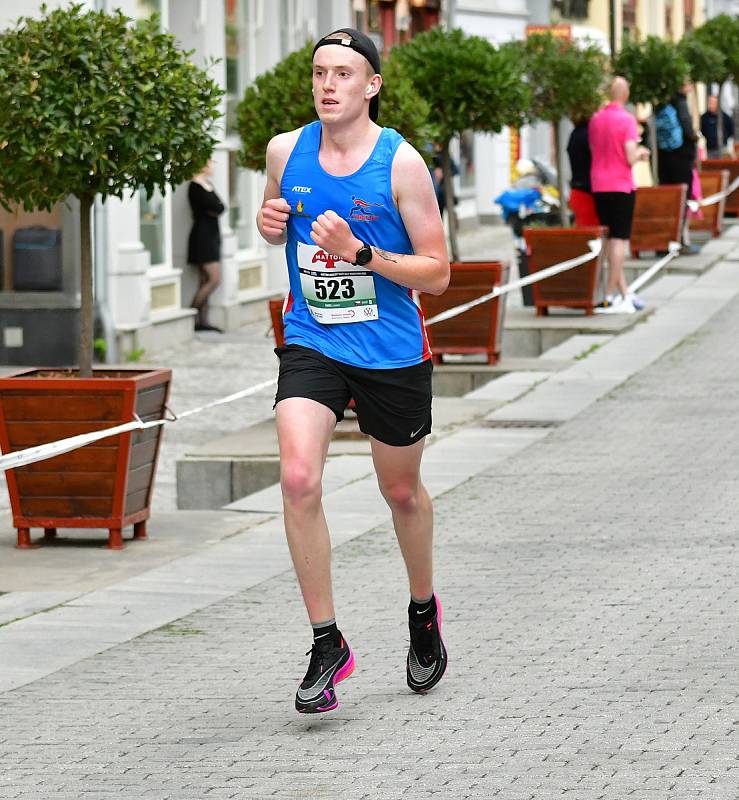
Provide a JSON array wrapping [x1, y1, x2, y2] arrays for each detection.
[[613, 35, 688, 108], [392, 27, 528, 259], [515, 33, 607, 225], [613, 35, 688, 177], [0, 4, 222, 376], [237, 41, 434, 172], [678, 31, 725, 87], [690, 14, 739, 149]]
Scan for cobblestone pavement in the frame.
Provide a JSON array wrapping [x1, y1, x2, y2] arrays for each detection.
[[1, 270, 738, 797]]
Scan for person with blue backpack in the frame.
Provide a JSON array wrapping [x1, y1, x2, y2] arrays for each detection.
[[656, 81, 699, 252], [657, 83, 698, 193]]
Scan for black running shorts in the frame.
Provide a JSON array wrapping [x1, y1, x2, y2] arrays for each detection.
[[593, 191, 636, 240], [274, 344, 433, 447]]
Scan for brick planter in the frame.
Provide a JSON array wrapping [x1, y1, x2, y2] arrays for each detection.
[[0, 367, 171, 549]]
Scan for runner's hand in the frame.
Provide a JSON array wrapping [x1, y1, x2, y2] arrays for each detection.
[[261, 198, 291, 237], [310, 210, 362, 263]]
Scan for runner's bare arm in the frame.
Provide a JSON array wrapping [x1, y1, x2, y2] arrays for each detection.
[[310, 142, 450, 295], [257, 130, 301, 245]]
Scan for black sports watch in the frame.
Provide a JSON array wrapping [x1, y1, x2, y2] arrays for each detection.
[[353, 242, 373, 267]]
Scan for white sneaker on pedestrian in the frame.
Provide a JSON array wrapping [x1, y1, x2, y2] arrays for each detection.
[[627, 292, 645, 311], [595, 294, 617, 312], [595, 294, 636, 314]]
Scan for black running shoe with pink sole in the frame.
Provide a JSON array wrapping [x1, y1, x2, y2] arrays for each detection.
[[295, 635, 355, 714], [407, 593, 447, 694]]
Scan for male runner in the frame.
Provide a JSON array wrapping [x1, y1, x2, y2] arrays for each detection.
[[257, 28, 450, 713]]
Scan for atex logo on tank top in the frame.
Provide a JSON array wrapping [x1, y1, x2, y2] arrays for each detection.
[[347, 195, 384, 222]]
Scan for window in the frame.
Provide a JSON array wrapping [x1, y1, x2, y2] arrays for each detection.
[[352, 0, 367, 31], [139, 187, 168, 267], [459, 129, 475, 190], [136, 0, 160, 18], [228, 150, 254, 250], [225, 0, 242, 136]]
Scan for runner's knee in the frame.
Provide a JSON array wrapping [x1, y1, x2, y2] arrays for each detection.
[[380, 480, 419, 514], [281, 460, 322, 506]]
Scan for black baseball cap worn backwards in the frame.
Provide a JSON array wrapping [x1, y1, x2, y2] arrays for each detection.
[[312, 28, 381, 122]]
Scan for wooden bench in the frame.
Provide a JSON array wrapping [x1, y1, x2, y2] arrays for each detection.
[[690, 169, 729, 239], [630, 185, 686, 257], [701, 159, 739, 217], [419, 261, 508, 365], [522, 227, 605, 316]]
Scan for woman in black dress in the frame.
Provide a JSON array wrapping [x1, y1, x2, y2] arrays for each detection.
[[188, 159, 225, 332]]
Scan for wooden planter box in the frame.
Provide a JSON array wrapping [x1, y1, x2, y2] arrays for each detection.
[[701, 158, 739, 217], [523, 227, 605, 316], [690, 169, 729, 238], [630, 185, 686, 257], [419, 261, 509, 364], [0, 368, 171, 549]]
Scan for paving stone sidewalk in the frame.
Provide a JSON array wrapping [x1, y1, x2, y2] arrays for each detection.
[[1, 269, 738, 797]]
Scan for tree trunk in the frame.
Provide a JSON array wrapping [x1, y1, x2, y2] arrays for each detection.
[[649, 112, 659, 186], [441, 145, 459, 262], [553, 120, 568, 227], [79, 195, 94, 378]]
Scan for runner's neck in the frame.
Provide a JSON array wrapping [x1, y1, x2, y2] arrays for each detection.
[[319, 119, 381, 177]]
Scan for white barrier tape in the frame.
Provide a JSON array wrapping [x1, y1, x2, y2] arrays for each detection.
[[0, 418, 149, 472], [688, 174, 739, 213], [0, 377, 278, 473], [424, 239, 602, 327], [627, 241, 682, 295]]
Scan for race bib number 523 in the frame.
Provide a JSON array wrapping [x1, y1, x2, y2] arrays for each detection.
[[297, 241, 379, 324]]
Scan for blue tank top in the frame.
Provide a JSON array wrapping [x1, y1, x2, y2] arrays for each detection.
[[280, 121, 431, 369]]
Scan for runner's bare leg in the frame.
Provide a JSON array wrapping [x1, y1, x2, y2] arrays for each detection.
[[370, 437, 433, 599], [276, 397, 337, 623]]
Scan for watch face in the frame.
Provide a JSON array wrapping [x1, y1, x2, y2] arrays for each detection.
[[356, 244, 372, 266]]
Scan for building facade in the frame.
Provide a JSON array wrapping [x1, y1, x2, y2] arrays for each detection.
[[1, 1, 733, 365]]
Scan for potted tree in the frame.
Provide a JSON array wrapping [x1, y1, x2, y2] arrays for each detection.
[[391, 27, 528, 261], [0, 5, 222, 548], [515, 32, 607, 227], [613, 34, 688, 180], [498, 33, 607, 315], [390, 29, 527, 356]]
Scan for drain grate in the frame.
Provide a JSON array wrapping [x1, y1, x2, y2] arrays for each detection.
[[481, 419, 560, 429]]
